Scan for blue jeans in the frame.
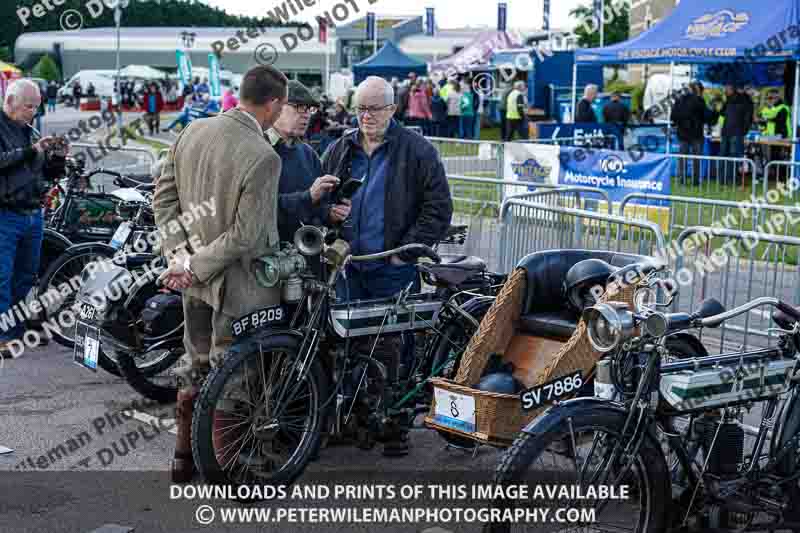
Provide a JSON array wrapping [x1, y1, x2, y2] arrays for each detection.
[[459, 115, 475, 139], [47, 99, 56, 112], [720, 135, 745, 185], [336, 263, 418, 302], [0, 209, 44, 341]]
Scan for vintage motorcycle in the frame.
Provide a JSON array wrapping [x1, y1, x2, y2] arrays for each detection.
[[71, 252, 184, 385], [191, 225, 504, 488], [486, 266, 800, 532], [39, 180, 157, 352]]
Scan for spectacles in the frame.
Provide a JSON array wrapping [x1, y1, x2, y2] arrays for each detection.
[[288, 104, 318, 114], [355, 105, 393, 116]]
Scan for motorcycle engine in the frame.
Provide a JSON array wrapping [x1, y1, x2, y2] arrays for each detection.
[[695, 413, 744, 478]]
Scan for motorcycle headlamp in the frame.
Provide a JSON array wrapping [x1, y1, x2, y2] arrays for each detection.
[[583, 302, 636, 353]]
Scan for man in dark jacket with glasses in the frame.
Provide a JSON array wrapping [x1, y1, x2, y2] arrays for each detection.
[[320, 75, 453, 456]]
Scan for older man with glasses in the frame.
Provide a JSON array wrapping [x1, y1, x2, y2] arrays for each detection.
[[266, 80, 351, 247], [320, 75, 452, 457]]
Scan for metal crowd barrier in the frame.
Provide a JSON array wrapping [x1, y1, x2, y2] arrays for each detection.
[[672, 226, 800, 353], [764, 160, 800, 201], [427, 137, 503, 178], [505, 186, 612, 214], [71, 142, 157, 188], [497, 198, 666, 273], [443, 178, 609, 271], [669, 153, 760, 200]]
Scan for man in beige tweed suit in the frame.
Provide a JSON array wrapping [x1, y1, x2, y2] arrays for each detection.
[[153, 65, 288, 482]]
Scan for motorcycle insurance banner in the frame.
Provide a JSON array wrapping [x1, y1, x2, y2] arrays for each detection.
[[558, 146, 672, 233], [208, 53, 221, 98]]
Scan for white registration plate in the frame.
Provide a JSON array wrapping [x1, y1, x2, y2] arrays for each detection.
[[433, 388, 476, 433], [109, 221, 132, 250], [73, 321, 100, 371]]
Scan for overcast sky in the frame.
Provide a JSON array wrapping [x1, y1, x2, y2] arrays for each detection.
[[201, 0, 588, 31]]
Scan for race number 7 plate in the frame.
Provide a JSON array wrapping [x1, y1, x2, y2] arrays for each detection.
[[433, 388, 476, 433], [520, 371, 583, 411], [73, 322, 100, 372]]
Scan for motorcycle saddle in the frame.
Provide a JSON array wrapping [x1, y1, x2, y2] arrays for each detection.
[[419, 255, 486, 286]]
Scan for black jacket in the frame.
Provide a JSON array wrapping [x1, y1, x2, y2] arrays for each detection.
[[0, 111, 48, 209], [721, 93, 754, 137], [575, 98, 596, 123], [602, 101, 630, 128], [320, 120, 453, 263], [672, 93, 711, 142]]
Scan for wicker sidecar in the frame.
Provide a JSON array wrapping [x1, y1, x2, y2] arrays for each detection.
[[425, 249, 656, 447]]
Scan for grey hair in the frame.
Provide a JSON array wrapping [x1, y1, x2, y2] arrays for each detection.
[[4, 78, 41, 106], [514, 81, 525, 89], [356, 76, 394, 106], [584, 84, 598, 97]]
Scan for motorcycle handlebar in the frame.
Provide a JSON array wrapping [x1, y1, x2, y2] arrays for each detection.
[[349, 244, 441, 264]]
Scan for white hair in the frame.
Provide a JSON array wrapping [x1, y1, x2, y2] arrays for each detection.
[[514, 81, 526, 90], [4, 78, 41, 106], [356, 76, 394, 106], [584, 84, 599, 97]]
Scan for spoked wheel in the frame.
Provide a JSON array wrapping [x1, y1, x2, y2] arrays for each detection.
[[192, 334, 326, 493], [37, 246, 116, 349], [116, 347, 182, 404], [485, 411, 668, 533]]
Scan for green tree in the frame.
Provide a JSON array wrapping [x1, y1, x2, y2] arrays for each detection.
[[570, 1, 630, 48], [31, 54, 60, 81], [0, 47, 10, 63]]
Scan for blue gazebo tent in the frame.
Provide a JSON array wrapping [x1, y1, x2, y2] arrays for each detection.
[[572, 0, 800, 156], [352, 41, 427, 84], [575, 0, 800, 65]]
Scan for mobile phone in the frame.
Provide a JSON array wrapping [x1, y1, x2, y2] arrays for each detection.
[[334, 177, 363, 203]]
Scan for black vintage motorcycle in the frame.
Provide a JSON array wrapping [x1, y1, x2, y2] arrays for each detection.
[[71, 252, 184, 386], [191, 225, 504, 488], [486, 267, 800, 533], [39, 181, 157, 352]]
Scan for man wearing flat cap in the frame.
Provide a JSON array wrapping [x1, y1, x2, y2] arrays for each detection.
[[266, 80, 351, 244]]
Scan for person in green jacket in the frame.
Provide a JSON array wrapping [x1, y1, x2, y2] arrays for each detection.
[[760, 90, 792, 138], [459, 81, 475, 139]]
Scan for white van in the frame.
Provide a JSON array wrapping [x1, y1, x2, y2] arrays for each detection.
[[58, 70, 117, 100]]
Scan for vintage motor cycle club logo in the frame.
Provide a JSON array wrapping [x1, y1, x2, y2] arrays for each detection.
[[685, 10, 750, 40], [511, 157, 551, 183]]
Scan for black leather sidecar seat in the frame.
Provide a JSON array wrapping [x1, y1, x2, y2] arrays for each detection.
[[514, 250, 653, 341]]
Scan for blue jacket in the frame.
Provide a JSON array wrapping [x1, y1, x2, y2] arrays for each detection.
[[320, 120, 453, 263]]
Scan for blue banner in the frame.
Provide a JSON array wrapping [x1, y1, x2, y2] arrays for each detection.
[[425, 8, 435, 37], [558, 146, 671, 205], [208, 53, 221, 98], [176, 50, 192, 86], [366, 12, 376, 41], [543, 0, 550, 31], [497, 3, 507, 32], [537, 123, 624, 152]]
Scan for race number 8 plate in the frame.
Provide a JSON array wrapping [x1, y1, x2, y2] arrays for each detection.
[[433, 388, 476, 433], [520, 371, 583, 410]]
